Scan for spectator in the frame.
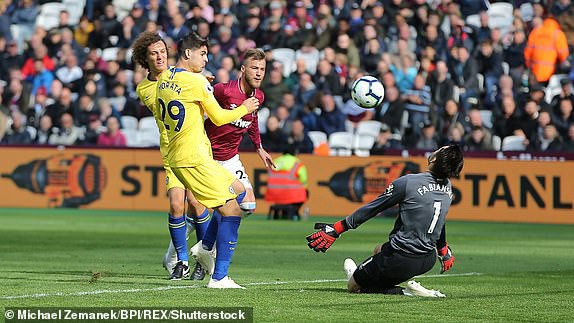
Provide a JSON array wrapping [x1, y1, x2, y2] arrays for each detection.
[[427, 60, 454, 113], [476, 39, 504, 109], [74, 16, 95, 48], [564, 123, 574, 152], [44, 87, 74, 128], [10, 0, 39, 52], [317, 93, 346, 136], [402, 74, 432, 134], [504, 28, 527, 91], [450, 46, 479, 111], [494, 95, 522, 141], [261, 115, 287, 153], [261, 68, 290, 110], [370, 123, 403, 155], [415, 121, 439, 151], [520, 100, 542, 141], [465, 125, 494, 151], [314, 59, 343, 96], [49, 112, 83, 146], [35, 114, 57, 145], [55, 55, 83, 92], [4, 78, 31, 116], [528, 123, 564, 152], [552, 98, 574, 138], [374, 85, 404, 134], [335, 34, 360, 69], [294, 73, 317, 110], [97, 116, 126, 147], [436, 99, 466, 144], [0, 41, 24, 81], [287, 119, 314, 154], [1, 111, 32, 145], [550, 78, 574, 116], [524, 17, 569, 86]]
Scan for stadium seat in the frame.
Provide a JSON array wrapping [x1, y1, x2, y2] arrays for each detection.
[[271, 48, 296, 77], [257, 107, 270, 134], [356, 120, 382, 137], [62, 0, 85, 24], [465, 14, 480, 28], [328, 131, 354, 156], [26, 126, 37, 141], [35, 15, 60, 31], [492, 135, 502, 151], [40, 2, 65, 16], [121, 116, 139, 130], [137, 128, 160, 147], [488, 2, 514, 36], [101, 47, 120, 62], [295, 47, 320, 75], [501, 135, 527, 151], [353, 134, 375, 157], [344, 119, 355, 133], [139, 116, 158, 130], [307, 131, 328, 148], [122, 128, 139, 147], [502, 62, 509, 75]]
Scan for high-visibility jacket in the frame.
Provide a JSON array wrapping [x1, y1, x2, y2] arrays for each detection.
[[265, 154, 308, 205], [524, 18, 569, 83]]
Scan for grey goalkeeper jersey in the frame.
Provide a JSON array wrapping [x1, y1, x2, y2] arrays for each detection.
[[344, 172, 453, 255]]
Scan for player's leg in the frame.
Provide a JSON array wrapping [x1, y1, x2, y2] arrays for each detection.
[[177, 162, 245, 288], [201, 155, 250, 251], [166, 185, 190, 280], [185, 190, 210, 280]]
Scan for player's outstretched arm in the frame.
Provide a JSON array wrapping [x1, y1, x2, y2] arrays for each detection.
[[306, 221, 348, 253], [202, 94, 259, 126]]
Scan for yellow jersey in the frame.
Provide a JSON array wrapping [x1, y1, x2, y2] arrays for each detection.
[[156, 67, 249, 167], [136, 76, 170, 169]]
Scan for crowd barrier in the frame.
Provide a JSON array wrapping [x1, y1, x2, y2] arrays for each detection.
[[0, 146, 572, 224]]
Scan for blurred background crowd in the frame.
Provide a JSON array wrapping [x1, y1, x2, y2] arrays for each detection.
[[0, 0, 574, 155]]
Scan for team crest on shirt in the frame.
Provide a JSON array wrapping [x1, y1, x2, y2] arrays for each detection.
[[205, 82, 214, 93], [383, 183, 394, 196]]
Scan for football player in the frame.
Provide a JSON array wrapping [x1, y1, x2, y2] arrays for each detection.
[[306, 145, 463, 297]]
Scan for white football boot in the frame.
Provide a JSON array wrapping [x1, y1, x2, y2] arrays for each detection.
[[404, 280, 446, 297], [207, 276, 246, 289], [189, 240, 216, 275], [343, 258, 357, 280]]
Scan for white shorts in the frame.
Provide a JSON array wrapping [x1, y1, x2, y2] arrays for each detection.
[[217, 154, 253, 190]]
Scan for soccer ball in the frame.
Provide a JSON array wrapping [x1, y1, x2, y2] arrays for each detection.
[[351, 76, 385, 108]]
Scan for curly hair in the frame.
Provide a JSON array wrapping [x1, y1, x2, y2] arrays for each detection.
[[131, 32, 167, 71], [428, 145, 464, 179]]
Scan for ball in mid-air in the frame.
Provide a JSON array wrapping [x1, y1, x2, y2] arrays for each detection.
[[351, 75, 385, 108]]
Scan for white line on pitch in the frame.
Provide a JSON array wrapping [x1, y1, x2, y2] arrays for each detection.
[[0, 272, 481, 300]]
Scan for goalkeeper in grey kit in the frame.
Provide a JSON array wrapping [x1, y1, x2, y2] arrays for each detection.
[[306, 145, 463, 297]]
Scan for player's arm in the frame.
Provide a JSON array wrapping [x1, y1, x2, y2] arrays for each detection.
[[436, 224, 455, 273], [306, 176, 407, 252], [248, 112, 276, 169]]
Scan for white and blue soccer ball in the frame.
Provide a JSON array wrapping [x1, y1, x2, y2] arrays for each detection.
[[350, 75, 385, 109]]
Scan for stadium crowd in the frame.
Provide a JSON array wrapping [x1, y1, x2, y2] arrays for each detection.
[[0, 0, 574, 153]]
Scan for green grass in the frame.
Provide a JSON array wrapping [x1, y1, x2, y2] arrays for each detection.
[[1, 208, 574, 322]]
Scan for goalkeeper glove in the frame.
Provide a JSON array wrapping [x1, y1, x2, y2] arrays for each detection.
[[306, 221, 346, 253], [437, 244, 454, 274]]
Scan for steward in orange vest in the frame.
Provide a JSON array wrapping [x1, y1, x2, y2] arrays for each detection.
[[525, 17, 569, 83], [265, 151, 308, 205]]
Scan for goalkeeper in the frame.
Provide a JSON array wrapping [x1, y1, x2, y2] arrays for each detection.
[[306, 145, 463, 297]]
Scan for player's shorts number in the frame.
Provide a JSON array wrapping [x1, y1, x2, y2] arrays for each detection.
[[158, 98, 185, 132]]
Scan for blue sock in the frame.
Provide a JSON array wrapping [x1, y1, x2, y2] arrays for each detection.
[[202, 211, 221, 251], [212, 216, 241, 280], [194, 209, 211, 242], [236, 191, 246, 204], [168, 214, 188, 262], [202, 192, 245, 250]]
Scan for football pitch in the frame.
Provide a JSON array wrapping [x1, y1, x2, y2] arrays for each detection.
[[1, 208, 573, 322]]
